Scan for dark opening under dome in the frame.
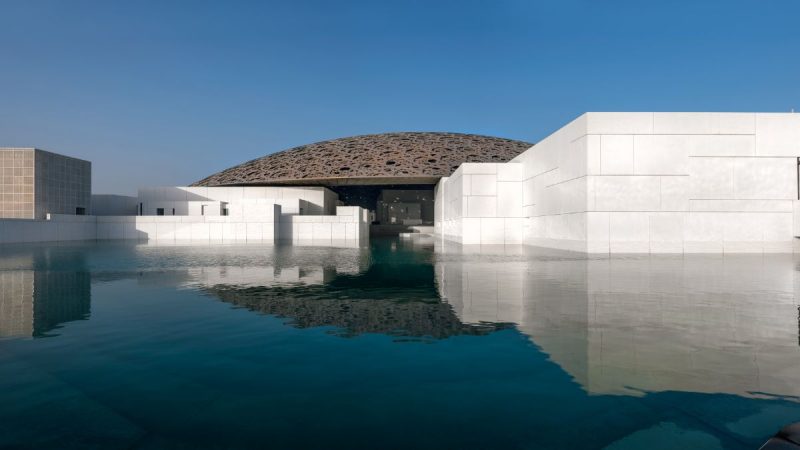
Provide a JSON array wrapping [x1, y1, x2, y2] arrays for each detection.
[[192, 132, 533, 186]]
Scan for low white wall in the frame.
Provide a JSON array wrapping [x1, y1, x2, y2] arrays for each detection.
[[0, 205, 370, 246], [137, 186, 338, 216], [279, 206, 369, 243], [95, 207, 280, 242], [435, 162, 524, 245], [0, 215, 96, 244]]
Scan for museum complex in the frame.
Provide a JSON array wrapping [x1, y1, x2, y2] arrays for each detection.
[[2, 112, 800, 254]]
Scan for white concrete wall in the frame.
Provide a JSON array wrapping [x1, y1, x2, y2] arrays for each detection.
[[0, 215, 96, 244], [436, 112, 800, 253], [0, 205, 370, 246], [435, 162, 524, 244], [574, 112, 799, 253], [95, 207, 280, 242], [513, 115, 592, 252], [137, 186, 338, 216], [278, 206, 369, 244]]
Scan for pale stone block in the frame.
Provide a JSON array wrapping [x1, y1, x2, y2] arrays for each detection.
[[191, 223, 210, 240], [723, 213, 763, 242], [462, 218, 481, 245], [471, 174, 497, 196], [209, 223, 223, 240], [711, 113, 755, 134], [586, 112, 653, 135], [586, 176, 596, 211], [242, 187, 267, 199], [331, 223, 346, 239], [685, 213, 724, 242], [480, 218, 505, 245], [96, 223, 110, 239], [108, 223, 125, 239], [462, 175, 472, 196], [761, 213, 792, 241], [660, 176, 690, 211], [461, 163, 497, 174], [649, 213, 684, 243], [156, 222, 176, 240], [684, 241, 723, 253], [587, 241, 610, 254], [504, 218, 524, 244], [298, 223, 313, 239], [345, 223, 356, 240], [650, 242, 684, 253], [755, 113, 800, 156], [312, 223, 331, 240], [689, 158, 735, 199], [686, 135, 755, 157], [609, 212, 649, 242], [610, 241, 650, 253], [496, 182, 522, 217], [586, 212, 610, 242], [601, 135, 634, 174], [594, 176, 660, 211], [261, 224, 275, 242], [689, 199, 793, 212], [633, 135, 689, 175], [723, 242, 764, 253], [234, 223, 247, 240], [467, 196, 497, 218], [557, 177, 588, 215], [137, 222, 156, 239], [497, 163, 523, 182], [559, 137, 589, 181], [653, 112, 714, 134], [763, 241, 792, 252], [174, 223, 192, 240], [586, 135, 601, 175], [522, 178, 535, 208], [733, 158, 795, 199], [245, 223, 262, 241]]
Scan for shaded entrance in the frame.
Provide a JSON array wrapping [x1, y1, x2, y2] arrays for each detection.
[[330, 184, 435, 235]]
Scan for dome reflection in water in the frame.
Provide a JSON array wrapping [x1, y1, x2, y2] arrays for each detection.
[[0, 238, 799, 449]]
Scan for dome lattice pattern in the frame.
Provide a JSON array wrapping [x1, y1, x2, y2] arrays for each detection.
[[192, 132, 532, 186]]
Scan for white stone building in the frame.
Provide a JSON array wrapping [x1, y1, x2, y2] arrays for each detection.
[[435, 112, 800, 253], [3, 113, 800, 253]]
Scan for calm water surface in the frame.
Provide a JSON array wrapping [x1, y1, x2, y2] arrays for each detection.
[[1, 238, 799, 449]]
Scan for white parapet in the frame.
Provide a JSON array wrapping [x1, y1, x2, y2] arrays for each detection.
[[0, 204, 371, 246], [278, 206, 370, 244]]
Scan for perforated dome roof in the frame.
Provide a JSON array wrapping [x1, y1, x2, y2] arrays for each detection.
[[192, 132, 532, 186]]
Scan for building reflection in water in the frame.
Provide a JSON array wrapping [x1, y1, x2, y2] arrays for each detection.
[[432, 239, 800, 400], [0, 252, 90, 338], [163, 241, 511, 339], [123, 239, 800, 399], [3, 239, 800, 403]]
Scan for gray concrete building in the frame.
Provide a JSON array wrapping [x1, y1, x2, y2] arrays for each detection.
[[0, 148, 91, 219]]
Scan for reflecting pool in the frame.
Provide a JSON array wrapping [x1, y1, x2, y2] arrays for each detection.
[[1, 239, 799, 449]]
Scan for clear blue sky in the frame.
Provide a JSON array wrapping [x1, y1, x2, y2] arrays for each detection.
[[1, 0, 798, 194]]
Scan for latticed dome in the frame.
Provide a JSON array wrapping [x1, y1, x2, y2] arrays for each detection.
[[192, 132, 532, 186]]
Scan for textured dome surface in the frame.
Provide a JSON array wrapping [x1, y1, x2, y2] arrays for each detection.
[[193, 132, 532, 186]]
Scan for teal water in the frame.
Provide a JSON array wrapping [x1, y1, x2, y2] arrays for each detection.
[[1, 239, 799, 449]]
